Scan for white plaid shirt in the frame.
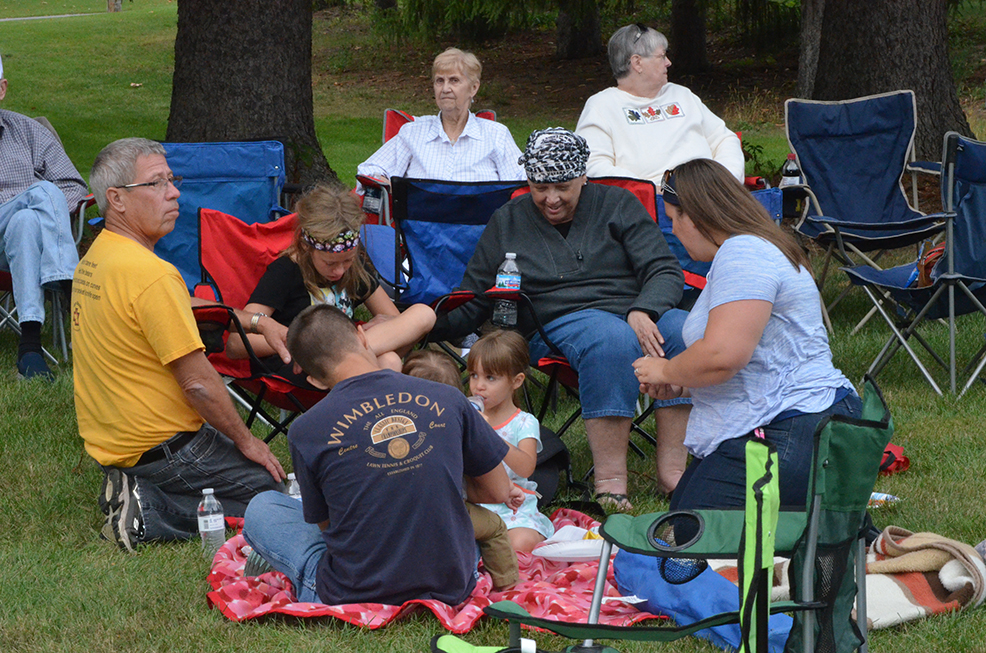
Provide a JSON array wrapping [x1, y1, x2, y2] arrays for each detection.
[[0, 109, 87, 208], [357, 112, 525, 187]]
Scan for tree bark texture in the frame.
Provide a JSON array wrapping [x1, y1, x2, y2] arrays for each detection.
[[556, 0, 602, 60], [167, 0, 334, 186], [799, 0, 971, 159], [670, 0, 708, 74]]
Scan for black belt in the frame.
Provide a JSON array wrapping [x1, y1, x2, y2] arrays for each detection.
[[136, 430, 199, 466]]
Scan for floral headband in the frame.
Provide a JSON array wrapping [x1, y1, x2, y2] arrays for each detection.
[[301, 227, 360, 253]]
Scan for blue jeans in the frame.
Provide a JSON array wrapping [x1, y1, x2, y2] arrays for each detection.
[[106, 424, 284, 542], [243, 491, 324, 602], [670, 392, 863, 511], [528, 308, 690, 419], [0, 181, 79, 323]]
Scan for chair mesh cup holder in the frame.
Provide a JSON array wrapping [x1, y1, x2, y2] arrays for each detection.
[[646, 511, 709, 585]]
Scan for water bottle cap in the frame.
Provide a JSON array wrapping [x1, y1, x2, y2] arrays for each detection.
[[787, 153, 796, 160], [203, 488, 214, 495], [288, 473, 296, 481], [505, 252, 516, 259]]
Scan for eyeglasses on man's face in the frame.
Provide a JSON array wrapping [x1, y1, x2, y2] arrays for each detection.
[[113, 176, 183, 192]]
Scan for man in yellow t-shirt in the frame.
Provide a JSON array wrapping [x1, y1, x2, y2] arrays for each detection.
[[75, 138, 287, 552]]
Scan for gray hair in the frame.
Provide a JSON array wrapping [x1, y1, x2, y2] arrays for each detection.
[[90, 138, 167, 214], [608, 24, 668, 81]]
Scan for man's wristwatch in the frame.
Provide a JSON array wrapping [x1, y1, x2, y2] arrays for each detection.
[[250, 312, 268, 333]]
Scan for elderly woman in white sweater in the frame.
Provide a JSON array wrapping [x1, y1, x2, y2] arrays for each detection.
[[575, 24, 744, 185]]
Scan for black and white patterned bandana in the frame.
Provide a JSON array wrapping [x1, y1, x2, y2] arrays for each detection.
[[518, 128, 590, 183]]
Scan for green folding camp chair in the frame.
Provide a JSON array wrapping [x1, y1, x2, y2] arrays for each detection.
[[453, 377, 892, 653]]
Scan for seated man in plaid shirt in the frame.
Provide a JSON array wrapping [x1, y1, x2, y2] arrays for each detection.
[[0, 53, 88, 380]]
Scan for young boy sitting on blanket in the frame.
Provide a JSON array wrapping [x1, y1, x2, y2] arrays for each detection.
[[242, 305, 512, 606], [403, 349, 523, 591]]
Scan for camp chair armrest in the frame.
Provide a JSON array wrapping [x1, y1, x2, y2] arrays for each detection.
[[906, 160, 942, 176], [356, 174, 391, 190], [600, 510, 807, 559], [805, 214, 948, 231]]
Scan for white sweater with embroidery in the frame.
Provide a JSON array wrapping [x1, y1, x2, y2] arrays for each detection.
[[575, 84, 745, 184]]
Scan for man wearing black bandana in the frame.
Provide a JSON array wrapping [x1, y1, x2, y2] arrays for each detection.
[[432, 128, 689, 510]]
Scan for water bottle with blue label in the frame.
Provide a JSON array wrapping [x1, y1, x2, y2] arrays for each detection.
[[492, 253, 520, 328]]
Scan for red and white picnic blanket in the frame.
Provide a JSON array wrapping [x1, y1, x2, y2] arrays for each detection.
[[206, 508, 662, 633]]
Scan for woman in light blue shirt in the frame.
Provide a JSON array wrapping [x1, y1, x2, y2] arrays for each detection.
[[633, 158, 860, 508]]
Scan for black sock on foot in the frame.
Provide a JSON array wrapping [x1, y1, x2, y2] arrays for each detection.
[[18, 322, 43, 359]]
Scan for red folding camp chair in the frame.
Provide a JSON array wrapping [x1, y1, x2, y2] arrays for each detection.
[[194, 208, 326, 442]]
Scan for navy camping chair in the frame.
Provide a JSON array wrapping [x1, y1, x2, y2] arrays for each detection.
[[844, 132, 986, 396], [785, 91, 944, 319], [384, 177, 524, 306], [155, 141, 290, 290]]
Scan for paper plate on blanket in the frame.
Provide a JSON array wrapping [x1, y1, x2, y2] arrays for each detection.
[[532, 524, 618, 562]]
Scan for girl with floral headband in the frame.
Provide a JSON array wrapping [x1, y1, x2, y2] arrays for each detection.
[[228, 183, 435, 376]]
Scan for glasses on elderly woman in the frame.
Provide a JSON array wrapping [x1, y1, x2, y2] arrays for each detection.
[[661, 167, 678, 199], [632, 23, 648, 43]]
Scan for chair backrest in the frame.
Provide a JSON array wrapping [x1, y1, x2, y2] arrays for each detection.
[[197, 208, 298, 378], [391, 177, 524, 305], [939, 132, 986, 280], [785, 90, 923, 226], [382, 108, 497, 144], [157, 141, 289, 290], [513, 178, 782, 294], [787, 377, 893, 653]]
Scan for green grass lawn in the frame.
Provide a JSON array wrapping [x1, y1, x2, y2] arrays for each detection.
[[3, 2, 986, 652]]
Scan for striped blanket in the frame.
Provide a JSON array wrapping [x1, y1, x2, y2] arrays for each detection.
[[712, 525, 986, 631]]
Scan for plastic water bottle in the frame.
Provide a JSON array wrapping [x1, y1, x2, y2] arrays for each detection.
[[197, 488, 225, 560], [492, 253, 520, 328], [467, 395, 485, 412], [779, 153, 804, 218], [285, 472, 302, 501], [778, 153, 801, 188]]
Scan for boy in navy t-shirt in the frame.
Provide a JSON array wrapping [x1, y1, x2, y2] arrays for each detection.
[[242, 304, 510, 606]]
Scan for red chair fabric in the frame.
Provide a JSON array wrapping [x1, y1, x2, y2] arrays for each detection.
[[195, 208, 326, 441]]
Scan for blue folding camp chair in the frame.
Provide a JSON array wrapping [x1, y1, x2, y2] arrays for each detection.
[[155, 141, 290, 289], [381, 176, 525, 306], [844, 132, 986, 396], [785, 91, 944, 320]]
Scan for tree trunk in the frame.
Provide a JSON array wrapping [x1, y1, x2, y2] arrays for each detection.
[[167, 0, 334, 187], [799, 0, 971, 159], [556, 0, 602, 60], [670, 0, 708, 74], [797, 0, 824, 98]]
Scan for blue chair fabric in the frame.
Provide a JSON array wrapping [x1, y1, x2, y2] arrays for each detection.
[[786, 91, 942, 261], [389, 177, 524, 305], [843, 131, 986, 395], [156, 141, 289, 289]]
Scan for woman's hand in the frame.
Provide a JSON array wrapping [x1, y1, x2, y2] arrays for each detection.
[[627, 310, 666, 357], [633, 354, 669, 385], [640, 381, 684, 401]]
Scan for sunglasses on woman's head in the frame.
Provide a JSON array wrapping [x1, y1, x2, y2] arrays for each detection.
[[661, 167, 678, 198]]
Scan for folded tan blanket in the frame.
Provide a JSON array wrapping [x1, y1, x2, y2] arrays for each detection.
[[711, 526, 986, 631]]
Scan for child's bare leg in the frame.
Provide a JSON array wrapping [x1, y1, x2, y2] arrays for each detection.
[[507, 527, 546, 554]]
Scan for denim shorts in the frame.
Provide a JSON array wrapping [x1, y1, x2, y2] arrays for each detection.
[[528, 308, 689, 419]]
